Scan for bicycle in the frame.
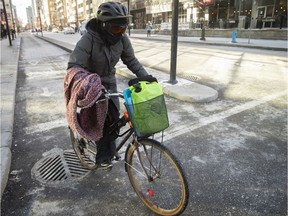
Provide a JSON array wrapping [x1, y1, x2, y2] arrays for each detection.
[[69, 91, 189, 216]]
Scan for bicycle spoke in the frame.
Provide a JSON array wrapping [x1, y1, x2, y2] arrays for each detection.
[[125, 162, 149, 179], [141, 144, 174, 181]]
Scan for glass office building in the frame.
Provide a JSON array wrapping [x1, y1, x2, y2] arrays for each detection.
[[126, 0, 287, 29]]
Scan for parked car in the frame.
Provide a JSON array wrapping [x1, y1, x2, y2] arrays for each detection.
[[51, 28, 59, 33], [79, 20, 88, 35], [63, 27, 75, 34]]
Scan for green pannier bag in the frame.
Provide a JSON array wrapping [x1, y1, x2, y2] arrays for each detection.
[[129, 81, 169, 135]]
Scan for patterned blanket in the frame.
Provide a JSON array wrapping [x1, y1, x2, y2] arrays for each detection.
[[64, 67, 108, 141]]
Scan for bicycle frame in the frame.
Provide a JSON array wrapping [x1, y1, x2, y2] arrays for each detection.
[[102, 92, 137, 160]]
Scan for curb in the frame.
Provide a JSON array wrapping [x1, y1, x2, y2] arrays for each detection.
[[0, 37, 21, 198], [36, 35, 75, 53], [183, 40, 288, 51], [162, 81, 218, 103], [1, 148, 11, 197], [116, 64, 218, 103]]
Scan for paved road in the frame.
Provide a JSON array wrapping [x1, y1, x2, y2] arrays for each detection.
[[1, 32, 287, 216]]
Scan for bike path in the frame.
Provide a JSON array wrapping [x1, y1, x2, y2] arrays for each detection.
[[0, 33, 217, 200], [1, 31, 286, 198]]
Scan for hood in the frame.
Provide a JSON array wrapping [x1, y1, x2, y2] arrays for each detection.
[[85, 18, 107, 44], [85, 18, 101, 35]]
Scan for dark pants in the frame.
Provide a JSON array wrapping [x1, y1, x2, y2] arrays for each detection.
[[96, 99, 119, 164], [147, 30, 151, 37]]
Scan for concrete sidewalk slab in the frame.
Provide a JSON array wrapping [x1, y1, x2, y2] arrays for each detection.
[[116, 63, 218, 103], [1, 37, 21, 197], [163, 81, 218, 103]]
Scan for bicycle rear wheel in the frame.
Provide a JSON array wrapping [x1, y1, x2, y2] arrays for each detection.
[[126, 138, 189, 216], [69, 128, 97, 170]]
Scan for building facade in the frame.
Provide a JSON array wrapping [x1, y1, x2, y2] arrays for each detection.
[[128, 0, 287, 30], [1, 0, 18, 32], [2, 0, 286, 31], [33, 0, 100, 30]]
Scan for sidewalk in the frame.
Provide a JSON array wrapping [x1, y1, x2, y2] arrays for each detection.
[[129, 33, 287, 51], [0, 37, 21, 197]]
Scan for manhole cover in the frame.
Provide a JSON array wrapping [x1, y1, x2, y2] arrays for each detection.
[[180, 74, 201, 81], [32, 148, 91, 184]]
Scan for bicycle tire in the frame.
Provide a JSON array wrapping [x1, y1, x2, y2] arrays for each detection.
[[126, 138, 189, 216], [70, 128, 97, 170]]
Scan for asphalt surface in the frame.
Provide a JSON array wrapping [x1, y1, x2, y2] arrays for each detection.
[[0, 32, 287, 212]]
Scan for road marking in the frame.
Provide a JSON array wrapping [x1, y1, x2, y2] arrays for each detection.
[[164, 91, 287, 142], [40, 87, 54, 97], [25, 70, 65, 79], [25, 91, 286, 140], [25, 118, 67, 134], [28, 60, 39, 65]]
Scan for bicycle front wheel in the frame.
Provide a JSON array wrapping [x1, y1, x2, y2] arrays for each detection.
[[126, 138, 189, 216], [70, 128, 97, 170]]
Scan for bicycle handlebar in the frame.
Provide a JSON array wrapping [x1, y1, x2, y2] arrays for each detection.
[[105, 92, 124, 99], [95, 92, 124, 104]]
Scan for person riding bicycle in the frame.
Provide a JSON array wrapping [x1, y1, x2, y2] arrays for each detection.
[[67, 1, 149, 169]]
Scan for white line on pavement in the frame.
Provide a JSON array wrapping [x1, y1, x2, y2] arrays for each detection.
[[24, 91, 286, 141], [25, 118, 67, 134], [163, 91, 287, 142]]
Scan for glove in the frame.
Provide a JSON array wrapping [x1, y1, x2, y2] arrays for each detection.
[[128, 75, 158, 87]]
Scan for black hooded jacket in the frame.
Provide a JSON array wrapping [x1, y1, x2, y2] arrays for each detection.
[[67, 18, 148, 91]]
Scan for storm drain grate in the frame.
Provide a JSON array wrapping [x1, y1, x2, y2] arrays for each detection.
[[32, 148, 91, 184], [179, 74, 201, 81]]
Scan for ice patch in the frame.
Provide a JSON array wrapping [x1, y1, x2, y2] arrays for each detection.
[[192, 156, 206, 164]]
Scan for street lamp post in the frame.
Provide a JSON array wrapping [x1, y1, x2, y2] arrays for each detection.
[[227, 0, 230, 28], [1, 0, 12, 45], [217, 2, 219, 21], [31, 16, 34, 30], [127, 0, 130, 36], [38, 6, 43, 36], [169, 0, 179, 84], [9, 0, 16, 38], [88, 0, 91, 19], [75, 0, 79, 31]]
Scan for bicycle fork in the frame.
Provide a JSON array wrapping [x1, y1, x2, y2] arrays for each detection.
[[125, 140, 162, 182]]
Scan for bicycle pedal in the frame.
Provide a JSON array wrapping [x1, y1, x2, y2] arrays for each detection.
[[97, 166, 113, 171], [113, 154, 121, 161], [106, 166, 113, 171], [96, 161, 113, 171]]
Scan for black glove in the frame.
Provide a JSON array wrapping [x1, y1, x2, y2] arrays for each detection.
[[128, 75, 158, 87], [97, 90, 107, 101]]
